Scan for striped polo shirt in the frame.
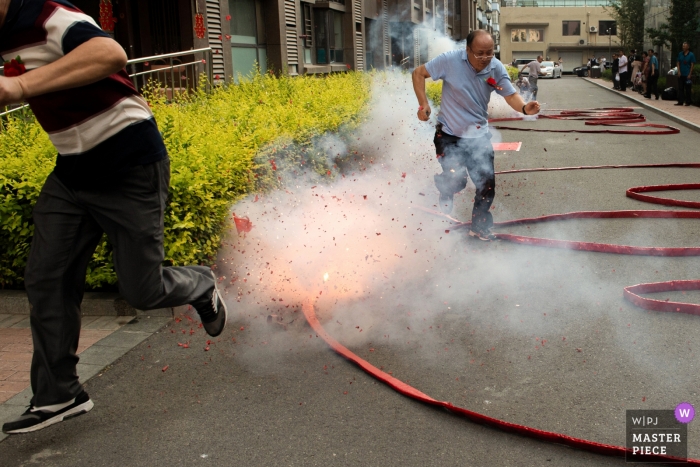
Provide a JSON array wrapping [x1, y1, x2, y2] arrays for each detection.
[[0, 0, 166, 187]]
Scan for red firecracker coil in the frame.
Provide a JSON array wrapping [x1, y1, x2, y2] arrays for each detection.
[[99, 0, 117, 33], [194, 13, 206, 39]]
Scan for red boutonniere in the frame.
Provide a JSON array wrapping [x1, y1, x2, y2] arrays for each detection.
[[485, 76, 503, 91], [3, 56, 26, 77]]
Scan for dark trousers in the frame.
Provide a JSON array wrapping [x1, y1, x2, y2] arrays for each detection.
[[678, 75, 692, 104], [619, 71, 628, 91], [25, 158, 215, 406], [647, 72, 659, 98], [529, 77, 539, 100], [433, 125, 495, 232]]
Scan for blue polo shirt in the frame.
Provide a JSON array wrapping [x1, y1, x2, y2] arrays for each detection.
[[677, 51, 696, 76], [425, 50, 516, 138], [650, 55, 659, 72]]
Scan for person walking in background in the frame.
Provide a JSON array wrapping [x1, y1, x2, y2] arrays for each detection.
[[645, 49, 659, 100], [631, 54, 642, 93], [0, 0, 228, 435], [641, 51, 650, 95], [618, 50, 629, 91], [520, 56, 546, 100], [612, 54, 620, 90], [558, 57, 563, 68], [676, 41, 696, 106], [599, 56, 606, 70]]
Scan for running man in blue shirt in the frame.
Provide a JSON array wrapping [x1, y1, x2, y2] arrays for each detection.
[[412, 30, 540, 241]]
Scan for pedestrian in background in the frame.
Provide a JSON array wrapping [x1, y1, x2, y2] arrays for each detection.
[[645, 49, 659, 100], [631, 54, 642, 93], [641, 51, 650, 95], [612, 54, 620, 90], [0, 0, 228, 435], [618, 50, 629, 92], [675, 41, 696, 106], [520, 55, 546, 100]]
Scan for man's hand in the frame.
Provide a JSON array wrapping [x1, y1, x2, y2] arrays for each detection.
[[524, 101, 540, 115], [417, 104, 431, 121], [0, 76, 25, 107]]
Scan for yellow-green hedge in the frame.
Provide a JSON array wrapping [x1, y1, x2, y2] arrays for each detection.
[[0, 71, 371, 288]]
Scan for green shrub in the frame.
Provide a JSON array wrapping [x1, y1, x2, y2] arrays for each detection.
[[0, 71, 372, 289], [426, 80, 443, 107], [602, 69, 612, 81], [505, 65, 519, 82]]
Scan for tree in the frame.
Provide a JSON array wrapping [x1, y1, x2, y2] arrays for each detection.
[[646, 0, 699, 59], [607, 0, 645, 52]]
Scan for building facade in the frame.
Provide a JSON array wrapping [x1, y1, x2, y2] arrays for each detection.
[[72, 0, 501, 82], [499, 1, 620, 72]]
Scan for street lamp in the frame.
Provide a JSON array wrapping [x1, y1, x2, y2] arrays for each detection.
[[607, 28, 611, 61]]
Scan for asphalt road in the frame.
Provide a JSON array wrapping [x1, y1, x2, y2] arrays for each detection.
[[1, 75, 698, 467]]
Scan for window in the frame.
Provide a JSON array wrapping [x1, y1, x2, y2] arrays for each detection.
[[302, 3, 313, 64], [229, 0, 267, 82], [511, 28, 543, 42], [314, 10, 344, 64], [599, 20, 616, 35], [562, 20, 580, 36]]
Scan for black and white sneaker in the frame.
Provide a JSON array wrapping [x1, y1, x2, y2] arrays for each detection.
[[2, 391, 94, 434], [469, 229, 497, 241], [194, 271, 228, 337]]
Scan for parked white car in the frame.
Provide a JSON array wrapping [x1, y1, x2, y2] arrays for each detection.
[[540, 61, 562, 78]]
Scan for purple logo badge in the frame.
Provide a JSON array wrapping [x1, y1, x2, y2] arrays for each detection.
[[675, 403, 695, 424]]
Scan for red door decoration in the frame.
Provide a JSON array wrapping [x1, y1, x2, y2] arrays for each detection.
[[194, 13, 206, 39], [98, 0, 117, 33]]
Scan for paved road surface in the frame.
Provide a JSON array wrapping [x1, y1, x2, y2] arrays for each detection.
[[1, 76, 698, 467]]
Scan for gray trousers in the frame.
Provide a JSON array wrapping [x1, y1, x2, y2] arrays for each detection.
[[25, 158, 214, 406]]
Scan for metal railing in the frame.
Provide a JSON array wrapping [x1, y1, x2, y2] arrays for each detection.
[[127, 47, 213, 100], [0, 47, 213, 119], [502, 0, 613, 6]]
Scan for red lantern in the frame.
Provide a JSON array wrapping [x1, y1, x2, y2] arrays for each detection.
[[99, 0, 117, 33], [194, 13, 206, 39]]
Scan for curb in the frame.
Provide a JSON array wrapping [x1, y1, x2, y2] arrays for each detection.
[[0, 290, 173, 317], [584, 78, 700, 134]]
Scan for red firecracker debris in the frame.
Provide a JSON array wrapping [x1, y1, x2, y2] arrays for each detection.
[[271, 160, 277, 170], [233, 215, 253, 235], [162, 365, 169, 372]]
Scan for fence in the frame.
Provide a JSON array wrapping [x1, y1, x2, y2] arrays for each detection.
[[0, 47, 213, 119]]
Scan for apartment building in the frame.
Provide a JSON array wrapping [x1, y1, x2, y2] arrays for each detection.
[[73, 0, 502, 81], [499, 0, 620, 72]]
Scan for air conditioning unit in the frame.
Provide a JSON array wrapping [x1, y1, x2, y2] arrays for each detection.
[[579, 39, 585, 45], [589, 26, 597, 33]]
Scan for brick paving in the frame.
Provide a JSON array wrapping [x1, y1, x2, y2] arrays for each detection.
[[584, 76, 700, 127], [0, 315, 134, 403]]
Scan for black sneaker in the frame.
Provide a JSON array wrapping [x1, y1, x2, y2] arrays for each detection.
[[469, 229, 497, 241], [674, 103, 684, 106], [194, 271, 228, 337], [438, 193, 454, 214], [2, 391, 93, 434]]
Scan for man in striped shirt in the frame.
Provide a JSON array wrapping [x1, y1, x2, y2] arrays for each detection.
[[0, 0, 227, 434]]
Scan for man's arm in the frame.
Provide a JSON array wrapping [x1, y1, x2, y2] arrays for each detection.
[[677, 60, 682, 76], [689, 55, 695, 77], [504, 92, 540, 116], [0, 37, 127, 106], [412, 64, 432, 121]]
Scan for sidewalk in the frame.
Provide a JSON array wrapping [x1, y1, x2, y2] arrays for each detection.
[[584, 77, 700, 131]]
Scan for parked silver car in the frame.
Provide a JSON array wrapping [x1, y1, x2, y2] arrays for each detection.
[[540, 61, 562, 78]]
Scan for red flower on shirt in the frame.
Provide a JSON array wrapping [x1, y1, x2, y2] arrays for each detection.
[[485, 76, 503, 91], [3, 56, 26, 77]]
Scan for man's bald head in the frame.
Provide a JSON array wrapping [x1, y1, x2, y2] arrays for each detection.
[[467, 30, 494, 50]]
